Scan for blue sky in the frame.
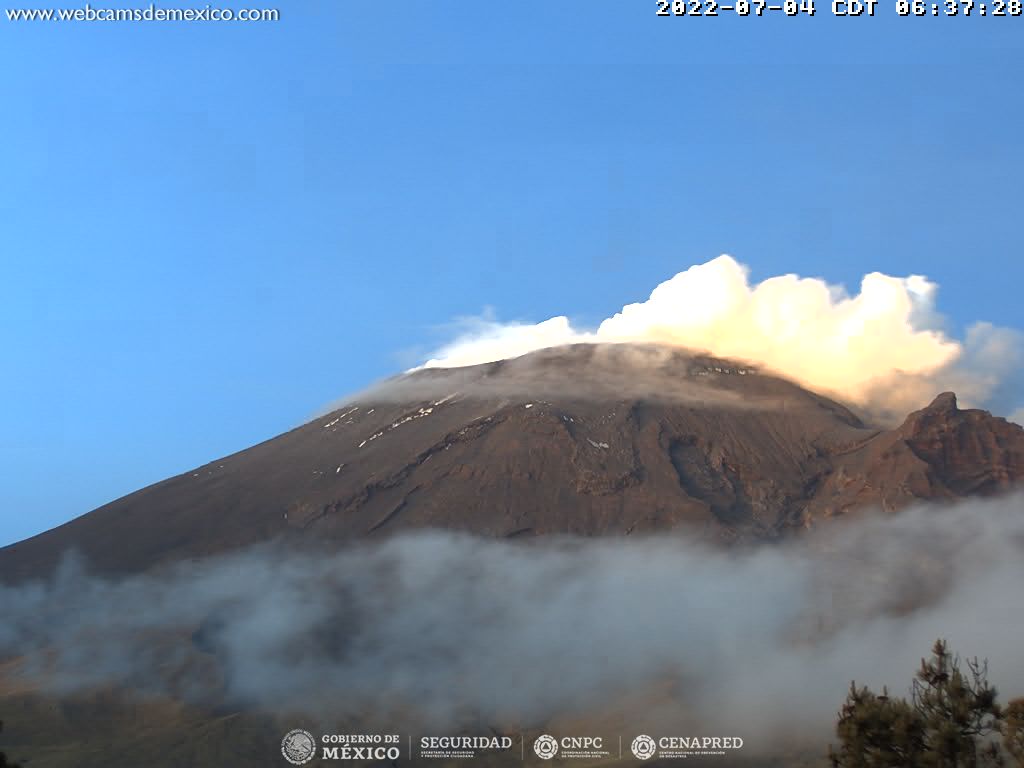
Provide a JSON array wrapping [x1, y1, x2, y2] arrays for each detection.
[[1, 2, 1022, 546]]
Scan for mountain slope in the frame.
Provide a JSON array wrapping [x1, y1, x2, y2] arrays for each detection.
[[2, 343, 1022, 582]]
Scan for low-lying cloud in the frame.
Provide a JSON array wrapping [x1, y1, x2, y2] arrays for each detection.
[[3, 495, 1024, 754], [422, 256, 1024, 422]]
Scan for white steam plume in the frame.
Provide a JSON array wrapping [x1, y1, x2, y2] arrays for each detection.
[[423, 255, 1023, 421]]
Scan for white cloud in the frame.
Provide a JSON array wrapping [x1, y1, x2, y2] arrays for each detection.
[[422, 255, 1023, 420]]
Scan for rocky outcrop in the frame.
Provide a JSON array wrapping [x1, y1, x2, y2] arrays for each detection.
[[899, 392, 1024, 495]]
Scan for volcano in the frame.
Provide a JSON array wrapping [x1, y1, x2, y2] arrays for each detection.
[[3, 343, 1023, 582]]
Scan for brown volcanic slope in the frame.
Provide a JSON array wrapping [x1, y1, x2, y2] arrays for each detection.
[[2, 343, 1024, 582]]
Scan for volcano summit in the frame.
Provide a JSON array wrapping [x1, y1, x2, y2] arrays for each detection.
[[3, 343, 1022, 582]]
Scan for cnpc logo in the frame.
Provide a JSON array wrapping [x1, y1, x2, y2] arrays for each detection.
[[532, 734, 605, 760]]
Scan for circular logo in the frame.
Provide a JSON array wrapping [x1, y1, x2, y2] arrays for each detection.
[[281, 729, 316, 765], [631, 734, 657, 761], [534, 734, 559, 760]]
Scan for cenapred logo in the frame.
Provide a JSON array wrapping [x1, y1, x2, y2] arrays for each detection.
[[533, 734, 559, 760], [631, 734, 657, 761], [281, 729, 316, 765], [630, 734, 745, 760]]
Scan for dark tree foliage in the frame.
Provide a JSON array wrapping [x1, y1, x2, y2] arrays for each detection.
[[1004, 699, 1024, 767], [0, 721, 22, 768], [912, 639, 1003, 767], [829, 684, 927, 767], [830, 639, 1016, 768]]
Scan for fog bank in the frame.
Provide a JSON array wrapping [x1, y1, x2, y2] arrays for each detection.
[[2, 494, 1023, 751]]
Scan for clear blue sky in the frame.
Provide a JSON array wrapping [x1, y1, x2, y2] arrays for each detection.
[[1, 2, 1022, 546]]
